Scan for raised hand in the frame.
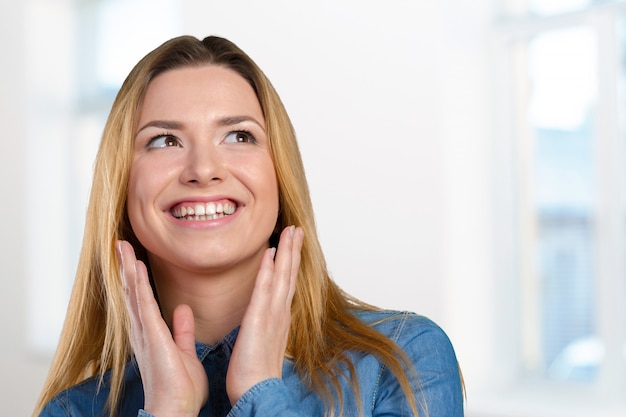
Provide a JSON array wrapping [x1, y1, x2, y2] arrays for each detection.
[[117, 240, 209, 417], [226, 225, 305, 404]]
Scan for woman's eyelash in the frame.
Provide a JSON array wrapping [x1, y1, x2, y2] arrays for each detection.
[[144, 129, 258, 148], [226, 129, 258, 144], [146, 132, 179, 148]]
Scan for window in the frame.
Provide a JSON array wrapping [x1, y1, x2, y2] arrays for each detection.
[[490, 0, 626, 414], [523, 25, 598, 382], [26, 0, 181, 355]]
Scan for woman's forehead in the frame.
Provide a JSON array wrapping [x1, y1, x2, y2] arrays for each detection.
[[137, 65, 264, 131]]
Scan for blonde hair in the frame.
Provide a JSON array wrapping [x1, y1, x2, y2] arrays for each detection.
[[33, 35, 422, 417]]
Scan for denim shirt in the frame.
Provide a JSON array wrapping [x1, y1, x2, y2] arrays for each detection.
[[40, 310, 464, 417]]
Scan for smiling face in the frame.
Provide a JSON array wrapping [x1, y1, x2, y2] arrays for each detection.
[[127, 65, 279, 276]]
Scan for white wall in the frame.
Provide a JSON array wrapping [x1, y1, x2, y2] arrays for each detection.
[[0, 1, 496, 416], [0, 2, 54, 417], [182, 0, 452, 318]]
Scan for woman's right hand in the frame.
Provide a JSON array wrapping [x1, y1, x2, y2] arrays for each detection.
[[117, 240, 209, 417]]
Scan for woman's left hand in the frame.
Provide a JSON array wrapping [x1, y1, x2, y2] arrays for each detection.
[[226, 225, 304, 404]]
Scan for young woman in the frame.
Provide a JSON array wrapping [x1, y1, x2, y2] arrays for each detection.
[[33, 35, 464, 417]]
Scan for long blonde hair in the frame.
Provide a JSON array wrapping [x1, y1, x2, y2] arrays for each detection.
[[33, 35, 422, 417]]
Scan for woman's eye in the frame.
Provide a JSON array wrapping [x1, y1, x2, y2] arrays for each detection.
[[148, 135, 180, 148], [224, 131, 256, 144]]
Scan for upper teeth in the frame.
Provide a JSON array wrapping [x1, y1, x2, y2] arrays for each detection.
[[173, 202, 236, 219]]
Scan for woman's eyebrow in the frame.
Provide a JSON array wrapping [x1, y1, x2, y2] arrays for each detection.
[[217, 115, 265, 131], [135, 116, 265, 135], [136, 120, 183, 135]]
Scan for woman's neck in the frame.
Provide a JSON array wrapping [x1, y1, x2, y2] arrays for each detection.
[[148, 258, 259, 345]]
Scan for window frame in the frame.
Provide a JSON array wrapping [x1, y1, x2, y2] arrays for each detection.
[[482, 1, 626, 415]]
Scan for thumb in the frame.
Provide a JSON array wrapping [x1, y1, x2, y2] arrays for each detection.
[[172, 304, 197, 356]]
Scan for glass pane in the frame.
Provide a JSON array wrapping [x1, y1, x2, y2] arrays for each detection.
[[525, 26, 599, 382], [519, 0, 618, 17], [76, 0, 182, 100], [95, 0, 181, 88], [620, 12, 626, 377]]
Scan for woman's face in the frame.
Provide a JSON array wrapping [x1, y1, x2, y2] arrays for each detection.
[[127, 65, 279, 274]]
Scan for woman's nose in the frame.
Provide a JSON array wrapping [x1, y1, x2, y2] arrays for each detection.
[[179, 146, 225, 185]]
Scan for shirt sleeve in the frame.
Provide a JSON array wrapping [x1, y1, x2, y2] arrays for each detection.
[[38, 398, 70, 417], [227, 378, 313, 417], [372, 315, 465, 417], [228, 314, 464, 417], [40, 397, 152, 417]]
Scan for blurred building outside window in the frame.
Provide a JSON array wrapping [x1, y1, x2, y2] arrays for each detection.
[[492, 0, 626, 413]]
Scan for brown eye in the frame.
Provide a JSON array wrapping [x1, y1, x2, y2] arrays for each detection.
[[224, 131, 257, 144], [147, 135, 180, 148]]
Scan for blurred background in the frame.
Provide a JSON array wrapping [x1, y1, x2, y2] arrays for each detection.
[[1, 0, 626, 416]]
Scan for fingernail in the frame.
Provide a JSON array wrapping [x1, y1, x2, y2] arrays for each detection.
[[289, 225, 295, 237], [115, 242, 126, 284], [270, 247, 277, 259], [116, 242, 124, 264]]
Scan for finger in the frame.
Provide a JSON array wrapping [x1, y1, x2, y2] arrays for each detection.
[[271, 226, 299, 304], [247, 247, 278, 308], [134, 259, 171, 340], [287, 227, 304, 302], [117, 240, 144, 338], [172, 304, 197, 357], [117, 240, 169, 352], [135, 261, 163, 333], [246, 226, 302, 312]]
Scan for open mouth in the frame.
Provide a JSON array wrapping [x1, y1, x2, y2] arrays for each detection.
[[170, 200, 237, 221]]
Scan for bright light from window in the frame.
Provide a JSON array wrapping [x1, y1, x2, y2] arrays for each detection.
[[524, 25, 599, 383], [529, 0, 591, 16], [528, 27, 597, 131], [96, 0, 181, 88]]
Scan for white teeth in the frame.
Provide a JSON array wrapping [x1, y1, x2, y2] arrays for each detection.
[[174, 201, 237, 220], [195, 204, 206, 216]]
